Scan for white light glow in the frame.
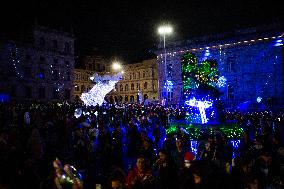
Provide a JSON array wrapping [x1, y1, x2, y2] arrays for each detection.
[[158, 25, 173, 35], [185, 97, 212, 124], [217, 76, 227, 88], [80, 73, 122, 106], [112, 62, 122, 70]]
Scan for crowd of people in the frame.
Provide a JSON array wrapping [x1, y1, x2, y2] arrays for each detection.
[[0, 101, 284, 189]]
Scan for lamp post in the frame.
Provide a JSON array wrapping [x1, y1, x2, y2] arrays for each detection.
[[158, 24, 173, 105]]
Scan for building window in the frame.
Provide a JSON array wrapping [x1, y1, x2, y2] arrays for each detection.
[[39, 37, 45, 48], [226, 57, 234, 72], [75, 86, 79, 91], [167, 64, 173, 78], [65, 61, 70, 68], [136, 83, 140, 90], [64, 42, 71, 53], [133, 73, 136, 79], [144, 82, 148, 90], [130, 75, 132, 80], [39, 87, 45, 99], [138, 72, 140, 79], [11, 86, 16, 97], [168, 91, 173, 102], [40, 56, 45, 62], [131, 83, 134, 90], [52, 40, 58, 50], [125, 84, 129, 91], [130, 95, 134, 102], [125, 95, 128, 102], [25, 54, 31, 61], [144, 94, 148, 100], [64, 89, 70, 99], [120, 84, 123, 91], [52, 70, 59, 80], [24, 67, 31, 78], [53, 88, 59, 99], [66, 71, 71, 81], [38, 67, 45, 80], [115, 84, 118, 91], [25, 86, 32, 98], [143, 72, 146, 78], [227, 84, 234, 99], [81, 85, 85, 92]]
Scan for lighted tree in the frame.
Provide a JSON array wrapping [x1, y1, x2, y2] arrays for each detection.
[[181, 52, 225, 124]]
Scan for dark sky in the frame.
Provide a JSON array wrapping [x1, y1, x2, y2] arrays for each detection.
[[1, 0, 283, 63]]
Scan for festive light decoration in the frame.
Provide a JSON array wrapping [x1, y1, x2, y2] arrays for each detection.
[[230, 140, 241, 149], [257, 97, 262, 103], [191, 140, 198, 156], [185, 97, 213, 124], [80, 73, 122, 106], [157, 34, 284, 58], [74, 108, 82, 118], [166, 122, 244, 140], [138, 89, 142, 103], [217, 76, 227, 88], [274, 39, 283, 46], [164, 80, 174, 92]]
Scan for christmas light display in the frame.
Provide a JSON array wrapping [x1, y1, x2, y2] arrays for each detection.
[[157, 34, 283, 58], [181, 52, 225, 124], [80, 73, 122, 106], [166, 122, 244, 139], [185, 97, 213, 124]]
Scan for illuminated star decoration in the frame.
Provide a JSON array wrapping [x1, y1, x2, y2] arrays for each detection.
[[80, 73, 122, 106], [185, 97, 213, 124]]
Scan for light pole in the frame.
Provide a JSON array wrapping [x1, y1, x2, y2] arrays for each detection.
[[158, 24, 173, 105]]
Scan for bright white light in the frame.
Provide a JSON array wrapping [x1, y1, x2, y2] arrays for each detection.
[[112, 62, 122, 70], [80, 73, 122, 106], [164, 80, 173, 92], [158, 25, 173, 35], [257, 97, 262, 103], [185, 97, 212, 124], [74, 108, 82, 118], [217, 76, 227, 88]]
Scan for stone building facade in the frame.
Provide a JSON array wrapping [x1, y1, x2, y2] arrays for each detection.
[[106, 59, 159, 103], [74, 55, 108, 100], [0, 25, 75, 102], [156, 25, 284, 110]]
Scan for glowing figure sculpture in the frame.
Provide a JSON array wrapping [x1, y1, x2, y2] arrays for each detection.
[[80, 73, 122, 106], [185, 97, 212, 124]]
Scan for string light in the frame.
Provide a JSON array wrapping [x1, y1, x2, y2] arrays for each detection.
[[158, 34, 284, 59]]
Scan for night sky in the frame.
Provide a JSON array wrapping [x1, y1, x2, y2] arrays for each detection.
[[1, 0, 283, 63]]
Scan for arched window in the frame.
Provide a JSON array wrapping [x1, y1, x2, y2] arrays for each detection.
[[144, 82, 148, 90], [125, 84, 128, 91], [131, 83, 134, 90], [130, 95, 134, 102], [81, 85, 85, 92], [39, 37, 45, 48], [64, 42, 71, 53], [120, 84, 123, 91], [144, 94, 148, 100]]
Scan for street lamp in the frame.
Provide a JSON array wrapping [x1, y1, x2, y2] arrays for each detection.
[[158, 24, 173, 105], [112, 61, 122, 70]]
